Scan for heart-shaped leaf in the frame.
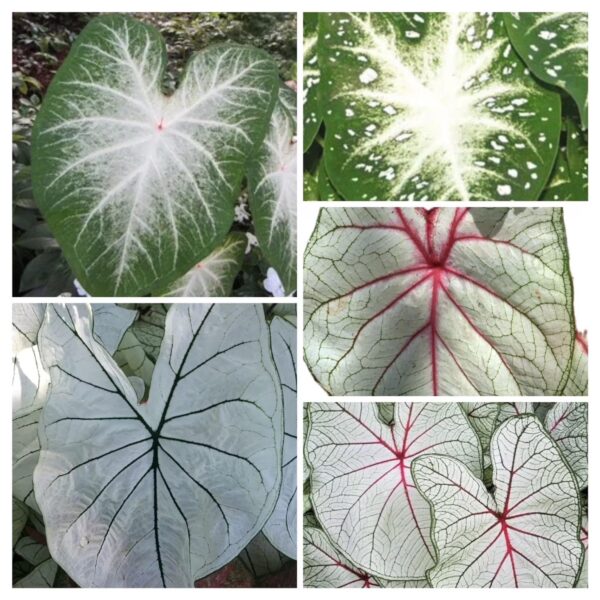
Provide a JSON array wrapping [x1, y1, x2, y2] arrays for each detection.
[[317, 13, 560, 200], [304, 207, 576, 396], [34, 303, 283, 586], [306, 402, 481, 579], [504, 13, 588, 128], [31, 14, 279, 295], [412, 415, 584, 587], [248, 86, 297, 294]]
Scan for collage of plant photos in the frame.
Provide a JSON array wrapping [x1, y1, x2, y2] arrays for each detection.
[[11, 9, 589, 590]]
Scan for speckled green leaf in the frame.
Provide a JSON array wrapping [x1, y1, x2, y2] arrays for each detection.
[[303, 13, 322, 151], [318, 13, 560, 201], [317, 160, 341, 200], [541, 117, 588, 201], [304, 173, 319, 200], [505, 13, 588, 128]]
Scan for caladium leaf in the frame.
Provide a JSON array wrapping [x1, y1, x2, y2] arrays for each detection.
[[303, 13, 321, 152], [317, 160, 341, 200], [412, 415, 583, 587], [304, 207, 576, 396], [12, 304, 45, 352], [304, 527, 380, 588], [542, 110, 588, 201], [31, 14, 279, 295], [377, 402, 395, 424], [131, 303, 167, 361], [262, 317, 297, 558], [504, 13, 588, 128], [239, 532, 291, 578], [13, 537, 58, 588], [544, 402, 587, 489], [34, 303, 283, 587], [495, 402, 535, 425], [248, 86, 297, 294], [306, 402, 481, 579], [563, 333, 588, 395], [375, 576, 429, 588], [13, 304, 136, 513], [462, 403, 499, 456], [317, 13, 560, 201], [541, 117, 588, 201], [114, 329, 155, 388], [160, 232, 246, 297], [304, 172, 319, 200], [13, 498, 28, 547]]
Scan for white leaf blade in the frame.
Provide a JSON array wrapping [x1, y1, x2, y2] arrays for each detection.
[[262, 316, 297, 558], [413, 415, 583, 587], [304, 207, 576, 396], [304, 527, 380, 588], [306, 402, 481, 579], [544, 402, 587, 489], [34, 303, 284, 587]]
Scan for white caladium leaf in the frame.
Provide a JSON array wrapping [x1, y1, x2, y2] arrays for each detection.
[[504, 13, 588, 128], [114, 330, 155, 391], [303, 13, 321, 151], [239, 532, 290, 578], [160, 232, 246, 297], [304, 207, 576, 396], [304, 527, 380, 588], [375, 576, 429, 588], [306, 402, 481, 579], [564, 333, 588, 395], [248, 86, 297, 294], [12, 345, 50, 417], [377, 402, 395, 424], [272, 303, 297, 326], [12, 304, 45, 353], [13, 304, 136, 513], [263, 316, 297, 558], [31, 14, 279, 295], [131, 303, 167, 361], [462, 402, 499, 456], [34, 303, 283, 587], [90, 304, 138, 353], [496, 402, 535, 425], [14, 536, 58, 588], [545, 402, 587, 489], [412, 415, 583, 587], [13, 498, 28, 547], [317, 13, 560, 201]]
